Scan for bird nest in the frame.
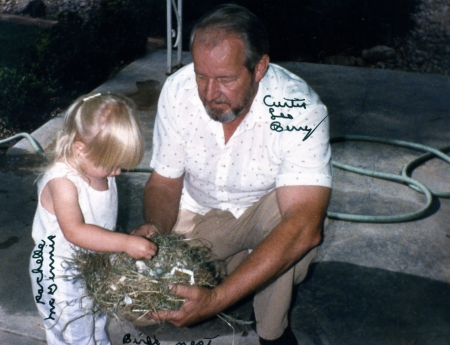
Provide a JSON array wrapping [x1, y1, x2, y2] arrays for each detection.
[[65, 233, 220, 325]]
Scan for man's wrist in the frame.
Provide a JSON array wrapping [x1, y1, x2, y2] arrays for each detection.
[[207, 284, 233, 314]]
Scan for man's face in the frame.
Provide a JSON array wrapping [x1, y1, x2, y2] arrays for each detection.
[[192, 35, 258, 123]]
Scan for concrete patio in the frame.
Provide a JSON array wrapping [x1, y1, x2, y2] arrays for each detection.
[[1, 48, 449, 344]]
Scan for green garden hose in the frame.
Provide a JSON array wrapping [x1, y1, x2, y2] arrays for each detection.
[[402, 145, 450, 198], [0, 132, 48, 160], [329, 136, 449, 222], [2, 133, 449, 223]]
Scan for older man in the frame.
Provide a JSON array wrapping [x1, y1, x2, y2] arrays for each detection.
[[135, 4, 332, 344]]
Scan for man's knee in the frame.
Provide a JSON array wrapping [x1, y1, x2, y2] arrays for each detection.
[[294, 247, 318, 285]]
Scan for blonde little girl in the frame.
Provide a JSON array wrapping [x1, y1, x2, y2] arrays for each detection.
[[29, 92, 156, 344]]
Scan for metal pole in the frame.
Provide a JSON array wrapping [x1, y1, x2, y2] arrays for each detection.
[[167, 0, 183, 74], [166, 0, 172, 75], [176, 0, 182, 68]]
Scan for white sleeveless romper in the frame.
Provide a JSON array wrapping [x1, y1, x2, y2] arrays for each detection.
[[29, 162, 117, 344]]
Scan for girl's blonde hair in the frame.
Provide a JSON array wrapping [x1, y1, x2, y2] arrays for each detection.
[[53, 92, 144, 173]]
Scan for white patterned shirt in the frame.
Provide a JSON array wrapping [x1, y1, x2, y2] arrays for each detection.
[[151, 63, 332, 218]]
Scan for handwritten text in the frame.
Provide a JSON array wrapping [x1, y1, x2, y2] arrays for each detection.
[[263, 95, 306, 109], [270, 115, 328, 141], [31, 236, 59, 320], [264, 94, 327, 140], [31, 240, 45, 305], [123, 333, 219, 345]]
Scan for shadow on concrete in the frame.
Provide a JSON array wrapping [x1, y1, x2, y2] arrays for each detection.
[[127, 79, 161, 111], [292, 261, 450, 345], [0, 167, 40, 315], [116, 173, 149, 233]]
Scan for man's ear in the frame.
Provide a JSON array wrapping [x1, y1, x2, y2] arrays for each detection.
[[73, 141, 86, 156], [254, 54, 270, 83]]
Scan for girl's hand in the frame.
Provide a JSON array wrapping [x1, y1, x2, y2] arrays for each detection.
[[125, 235, 157, 259]]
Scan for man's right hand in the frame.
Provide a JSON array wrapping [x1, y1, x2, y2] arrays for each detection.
[[149, 283, 222, 327]]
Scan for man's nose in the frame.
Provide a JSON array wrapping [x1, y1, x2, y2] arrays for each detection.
[[204, 79, 221, 102]]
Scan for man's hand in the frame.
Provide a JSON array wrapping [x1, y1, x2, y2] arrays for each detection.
[[131, 223, 159, 239], [146, 185, 331, 328], [148, 284, 219, 327]]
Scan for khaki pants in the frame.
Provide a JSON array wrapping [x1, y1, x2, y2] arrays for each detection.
[[173, 190, 317, 340]]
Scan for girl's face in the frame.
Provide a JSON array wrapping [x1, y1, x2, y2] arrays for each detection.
[[82, 158, 121, 179], [73, 141, 121, 187]]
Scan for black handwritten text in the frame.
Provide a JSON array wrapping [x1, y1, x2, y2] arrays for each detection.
[[270, 115, 328, 141], [31, 236, 59, 321], [31, 240, 45, 305], [269, 108, 293, 120], [122, 333, 219, 345], [263, 95, 306, 109]]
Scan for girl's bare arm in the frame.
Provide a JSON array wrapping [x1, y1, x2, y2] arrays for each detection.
[[46, 177, 157, 259]]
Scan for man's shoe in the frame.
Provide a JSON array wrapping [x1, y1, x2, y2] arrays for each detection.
[[259, 325, 298, 345]]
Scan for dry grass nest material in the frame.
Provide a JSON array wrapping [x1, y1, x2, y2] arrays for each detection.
[[66, 233, 220, 324]]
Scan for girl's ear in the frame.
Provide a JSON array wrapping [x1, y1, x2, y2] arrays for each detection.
[[73, 141, 86, 156]]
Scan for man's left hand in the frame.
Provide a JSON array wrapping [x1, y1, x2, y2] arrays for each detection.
[[148, 284, 219, 327], [130, 223, 158, 239]]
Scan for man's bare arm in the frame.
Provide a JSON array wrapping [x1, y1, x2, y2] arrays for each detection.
[[151, 184, 331, 326], [133, 171, 184, 237]]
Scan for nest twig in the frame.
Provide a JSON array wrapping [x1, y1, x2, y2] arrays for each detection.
[[65, 233, 220, 323]]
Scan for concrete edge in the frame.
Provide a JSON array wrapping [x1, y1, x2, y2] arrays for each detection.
[[7, 49, 189, 156], [8, 114, 64, 155]]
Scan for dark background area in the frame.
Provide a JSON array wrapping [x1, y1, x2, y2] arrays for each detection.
[[178, 0, 419, 63], [1, 0, 448, 141]]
